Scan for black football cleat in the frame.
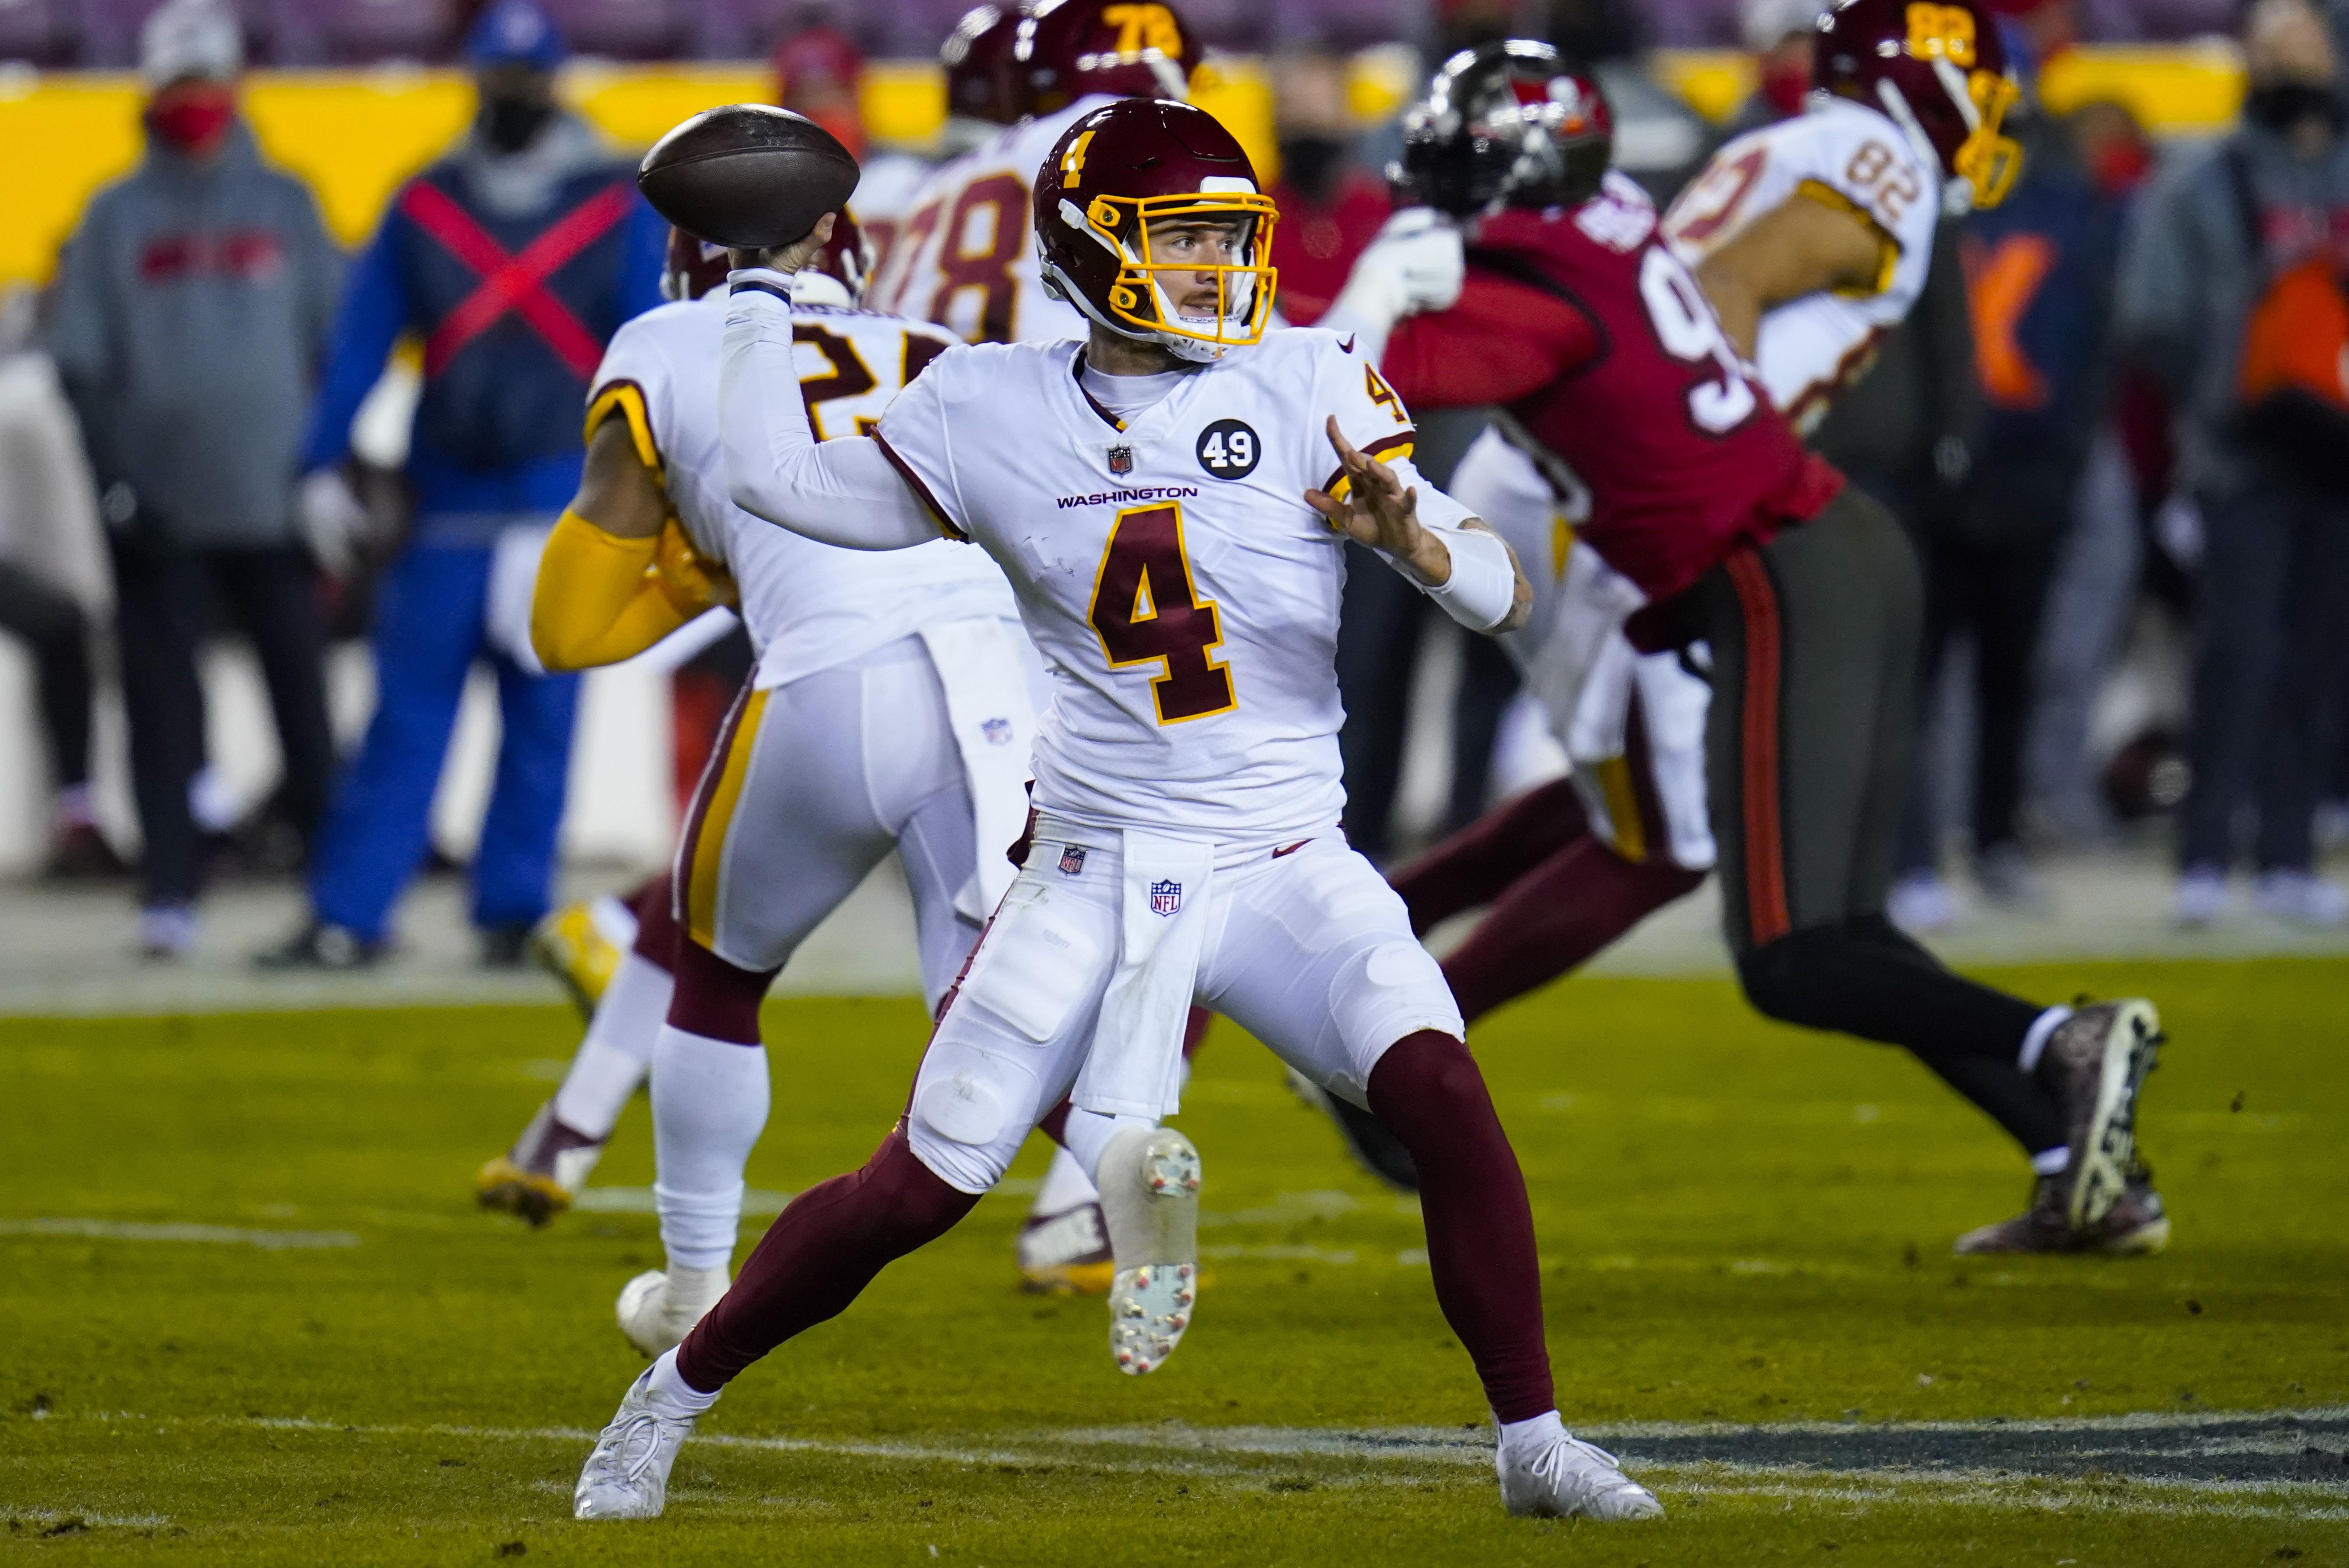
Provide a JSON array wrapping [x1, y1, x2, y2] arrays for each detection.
[[2036, 1000, 2162, 1229], [1954, 1164, 2169, 1255]]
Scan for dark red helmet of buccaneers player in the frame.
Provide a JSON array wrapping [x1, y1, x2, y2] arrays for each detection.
[[1813, 0, 2021, 207], [1034, 97, 1278, 361]]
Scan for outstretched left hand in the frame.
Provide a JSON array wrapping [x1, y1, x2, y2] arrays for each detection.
[[1304, 415, 1451, 586]]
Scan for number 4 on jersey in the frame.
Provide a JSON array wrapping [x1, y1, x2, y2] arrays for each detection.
[[1088, 502, 1236, 724]]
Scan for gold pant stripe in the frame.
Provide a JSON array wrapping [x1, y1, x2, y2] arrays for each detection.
[[1593, 754, 1649, 865], [685, 687, 769, 950]]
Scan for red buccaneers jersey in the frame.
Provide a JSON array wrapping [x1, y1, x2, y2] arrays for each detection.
[[1381, 174, 1841, 609]]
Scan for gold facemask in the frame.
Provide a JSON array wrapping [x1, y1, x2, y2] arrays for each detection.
[[1955, 69, 2023, 208], [1075, 189, 1282, 352]]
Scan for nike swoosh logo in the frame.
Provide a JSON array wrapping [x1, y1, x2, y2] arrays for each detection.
[[1338, 334, 1357, 354], [1272, 840, 1309, 859]]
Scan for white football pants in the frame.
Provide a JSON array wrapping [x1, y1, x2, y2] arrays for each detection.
[[907, 829, 1464, 1195]]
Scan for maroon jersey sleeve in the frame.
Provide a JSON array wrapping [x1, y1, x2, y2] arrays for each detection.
[[1380, 271, 1601, 411]]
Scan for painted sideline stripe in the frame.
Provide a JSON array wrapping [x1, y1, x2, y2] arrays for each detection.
[[0, 1219, 359, 1250], [40, 1409, 2348, 1517]]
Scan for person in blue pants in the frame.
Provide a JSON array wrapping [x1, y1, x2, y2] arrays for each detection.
[[262, 0, 665, 968]]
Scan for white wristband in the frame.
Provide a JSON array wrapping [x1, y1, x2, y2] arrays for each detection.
[[1418, 524, 1516, 633]]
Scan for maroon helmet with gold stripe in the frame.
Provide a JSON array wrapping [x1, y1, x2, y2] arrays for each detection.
[[1034, 97, 1277, 362], [1814, 0, 2021, 207], [1010, 0, 1201, 115]]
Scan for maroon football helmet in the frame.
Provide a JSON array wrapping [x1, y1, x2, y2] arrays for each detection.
[[663, 226, 731, 301], [1035, 97, 1277, 361], [1010, 0, 1201, 116], [942, 5, 1027, 126], [1814, 0, 2021, 206], [666, 208, 872, 304]]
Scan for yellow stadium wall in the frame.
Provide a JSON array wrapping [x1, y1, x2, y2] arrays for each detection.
[[0, 42, 2247, 286]]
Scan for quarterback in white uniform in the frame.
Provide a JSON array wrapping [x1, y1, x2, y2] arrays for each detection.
[[573, 98, 1666, 1529], [491, 221, 1040, 1358], [862, 0, 1215, 1290]]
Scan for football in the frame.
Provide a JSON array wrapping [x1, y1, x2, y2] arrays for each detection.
[[636, 103, 859, 251]]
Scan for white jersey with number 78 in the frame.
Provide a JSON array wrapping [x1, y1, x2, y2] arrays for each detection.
[[865, 97, 1114, 346]]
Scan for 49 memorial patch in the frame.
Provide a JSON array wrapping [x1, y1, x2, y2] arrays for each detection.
[[1196, 419, 1261, 480]]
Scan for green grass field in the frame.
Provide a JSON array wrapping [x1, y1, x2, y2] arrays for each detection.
[[5, 957, 2347, 1564]]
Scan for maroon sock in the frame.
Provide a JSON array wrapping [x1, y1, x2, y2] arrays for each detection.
[[675, 1124, 979, 1392], [1366, 1031, 1554, 1423], [631, 868, 679, 969], [666, 935, 779, 1044], [1441, 834, 1704, 1023], [1388, 779, 1590, 935]]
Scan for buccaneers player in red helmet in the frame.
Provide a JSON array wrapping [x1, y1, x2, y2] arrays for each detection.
[[1349, 41, 2165, 1258]]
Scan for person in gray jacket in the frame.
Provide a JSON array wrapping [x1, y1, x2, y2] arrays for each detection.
[[2116, 0, 2349, 929], [46, 0, 341, 957]]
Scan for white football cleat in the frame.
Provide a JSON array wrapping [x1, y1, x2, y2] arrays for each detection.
[[1097, 1125, 1201, 1376], [573, 1368, 698, 1520], [1498, 1422, 1664, 1521], [616, 1265, 729, 1358]]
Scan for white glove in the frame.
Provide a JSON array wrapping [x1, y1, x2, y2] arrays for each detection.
[[1333, 208, 1464, 319], [1317, 208, 1464, 363], [297, 467, 369, 580]]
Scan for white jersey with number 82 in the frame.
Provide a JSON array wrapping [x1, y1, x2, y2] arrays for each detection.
[[1662, 98, 1942, 430]]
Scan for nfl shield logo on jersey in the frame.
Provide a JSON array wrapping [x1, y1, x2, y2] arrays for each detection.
[[1059, 845, 1087, 876], [1108, 444, 1135, 476], [982, 717, 1013, 746], [1149, 879, 1182, 917]]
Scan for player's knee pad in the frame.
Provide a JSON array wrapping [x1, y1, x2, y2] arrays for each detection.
[[905, 1042, 1042, 1196], [1735, 926, 1858, 1031], [1328, 939, 1465, 1099]]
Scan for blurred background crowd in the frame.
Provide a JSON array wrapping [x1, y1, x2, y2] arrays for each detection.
[[2, 0, 2346, 967]]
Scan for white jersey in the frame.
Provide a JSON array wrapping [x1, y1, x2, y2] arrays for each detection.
[[1662, 98, 1941, 430], [588, 293, 1019, 689], [865, 97, 1112, 346], [874, 327, 1456, 844], [848, 149, 939, 266]]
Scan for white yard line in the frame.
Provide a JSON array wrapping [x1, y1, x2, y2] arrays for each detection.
[[0, 1219, 359, 1249]]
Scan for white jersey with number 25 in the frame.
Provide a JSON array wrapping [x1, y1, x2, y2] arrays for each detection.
[[587, 291, 1017, 690], [873, 328, 1466, 845], [1662, 98, 1942, 430]]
